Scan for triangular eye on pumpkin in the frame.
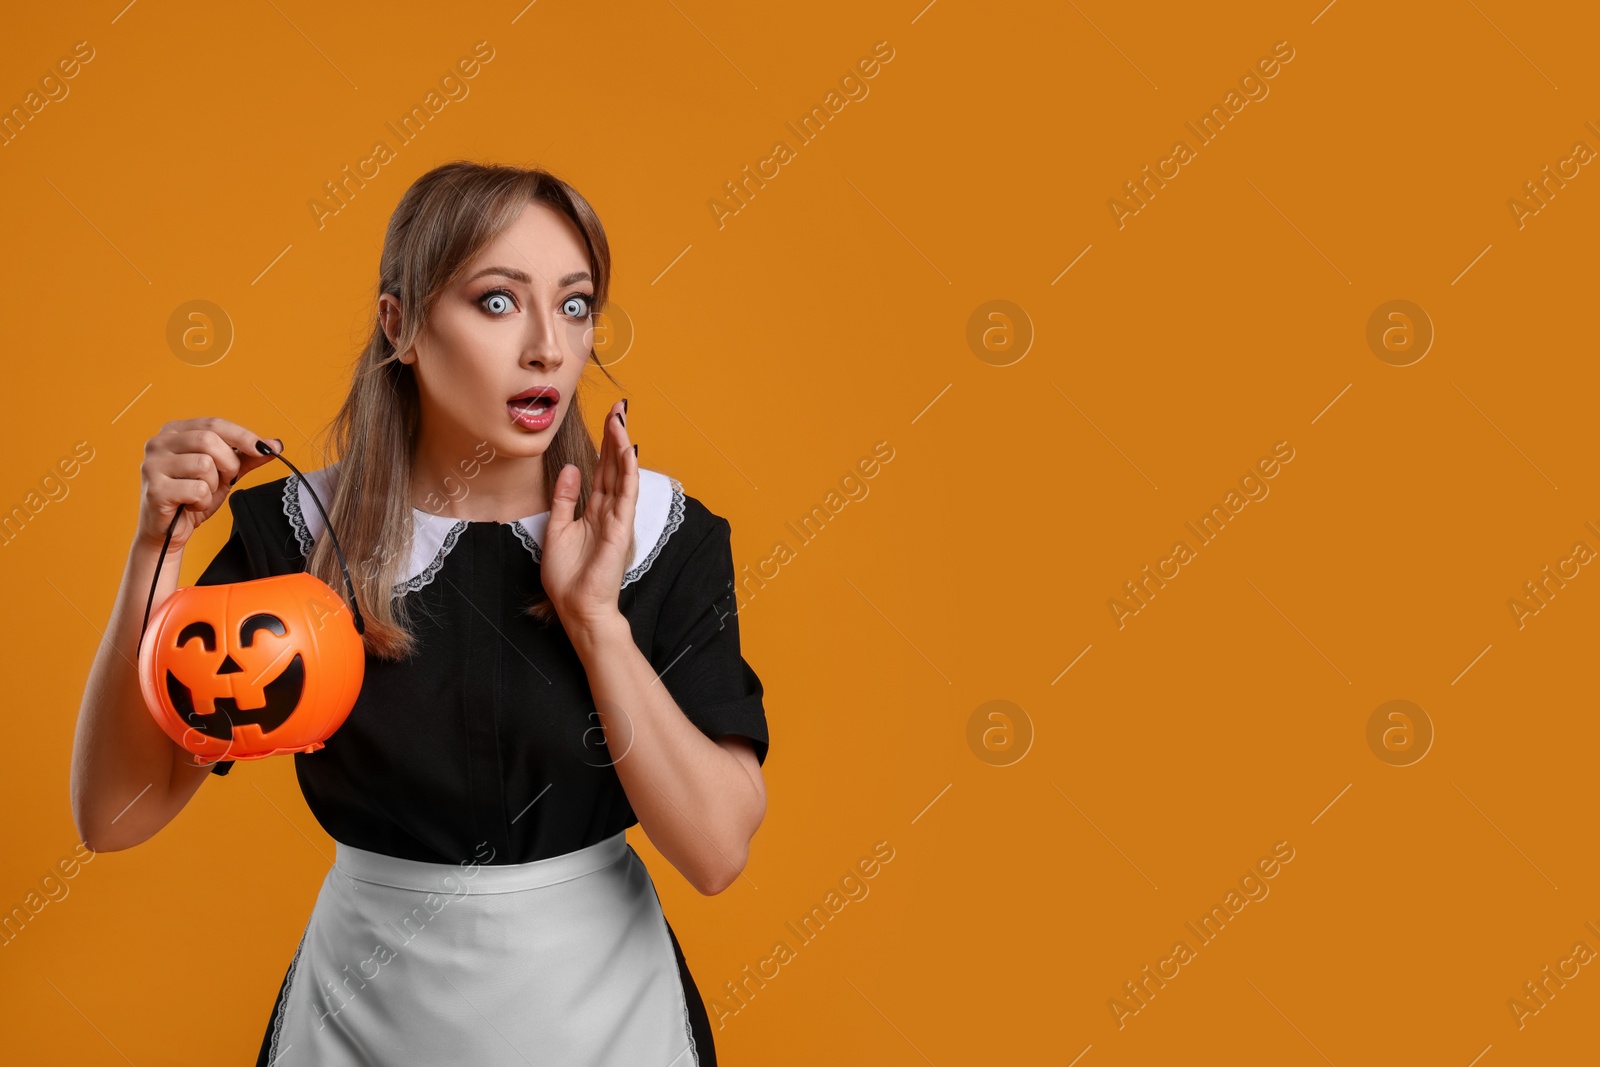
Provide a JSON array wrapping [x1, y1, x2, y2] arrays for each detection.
[[139, 574, 365, 763]]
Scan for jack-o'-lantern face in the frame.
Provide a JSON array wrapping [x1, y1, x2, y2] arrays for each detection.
[[138, 573, 366, 762], [165, 612, 305, 740]]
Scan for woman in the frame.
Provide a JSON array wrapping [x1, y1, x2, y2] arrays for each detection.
[[69, 161, 769, 1065]]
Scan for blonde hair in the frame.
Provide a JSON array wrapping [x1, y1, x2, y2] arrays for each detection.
[[305, 160, 629, 660]]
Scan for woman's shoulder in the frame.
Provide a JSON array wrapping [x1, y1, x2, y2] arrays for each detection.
[[524, 464, 728, 590], [631, 473, 739, 594], [224, 473, 298, 533], [229, 473, 308, 542], [227, 472, 297, 515], [198, 473, 307, 580], [656, 487, 730, 557]]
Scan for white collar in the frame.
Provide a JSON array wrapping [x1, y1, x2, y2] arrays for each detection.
[[280, 462, 686, 597]]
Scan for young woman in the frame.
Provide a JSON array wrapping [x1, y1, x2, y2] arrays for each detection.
[[69, 161, 769, 1065]]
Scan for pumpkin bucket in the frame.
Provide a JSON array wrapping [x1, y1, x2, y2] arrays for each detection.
[[136, 442, 367, 764]]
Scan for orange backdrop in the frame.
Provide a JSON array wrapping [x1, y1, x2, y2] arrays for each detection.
[[3, 1, 1598, 1063]]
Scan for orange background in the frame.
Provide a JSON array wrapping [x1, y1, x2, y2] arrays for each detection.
[[4, 1, 1598, 1063]]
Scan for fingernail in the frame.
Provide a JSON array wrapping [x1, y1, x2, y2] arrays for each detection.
[[633, 443, 639, 458], [230, 474, 238, 486], [622, 397, 629, 415], [617, 410, 626, 428]]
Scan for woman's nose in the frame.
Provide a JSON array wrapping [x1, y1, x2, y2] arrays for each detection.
[[522, 316, 566, 368]]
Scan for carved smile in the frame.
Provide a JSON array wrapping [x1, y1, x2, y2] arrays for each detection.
[[166, 653, 306, 740]]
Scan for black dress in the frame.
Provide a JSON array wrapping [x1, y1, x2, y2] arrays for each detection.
[[193, 462, 768, 1065]]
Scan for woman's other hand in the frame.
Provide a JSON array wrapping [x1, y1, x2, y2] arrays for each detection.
[[543, 399, 636, 633]]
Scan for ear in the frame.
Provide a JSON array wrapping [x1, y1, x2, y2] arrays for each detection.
[[377, 295, 405, 356]]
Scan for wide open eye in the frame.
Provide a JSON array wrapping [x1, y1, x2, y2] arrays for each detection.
[[562, 293, 593, 319], [176, 621, 216, 651], [479, 289, 516, 316], [239, 613, 287, 647]]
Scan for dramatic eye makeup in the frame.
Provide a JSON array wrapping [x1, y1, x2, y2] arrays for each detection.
[[478, 287, 518, 315], [475, 287, 595, 319], [561, 293, 594, 319]]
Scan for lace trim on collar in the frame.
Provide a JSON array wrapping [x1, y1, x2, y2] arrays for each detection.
[[508, 520, 542, 564], [625, 476, 685, 588], [400, 520, 467, 597], [281, 477, 316, 558]]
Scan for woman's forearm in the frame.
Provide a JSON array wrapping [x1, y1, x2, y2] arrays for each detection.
[[69, 536, 193, 851], [570, 613, 765, 894]]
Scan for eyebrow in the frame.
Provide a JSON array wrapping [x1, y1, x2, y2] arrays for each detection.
[[463, 266, 592, 287]]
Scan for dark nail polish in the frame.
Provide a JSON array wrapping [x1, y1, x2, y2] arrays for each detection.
[[618, 410, 626, 428], [632, 443, 639, 458], [622, 397, 629, 414]]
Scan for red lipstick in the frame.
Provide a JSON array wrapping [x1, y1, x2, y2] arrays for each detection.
[[507, 386, 560, 432]]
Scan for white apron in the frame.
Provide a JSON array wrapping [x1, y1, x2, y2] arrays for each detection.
[[263, 830, 702, 1066]]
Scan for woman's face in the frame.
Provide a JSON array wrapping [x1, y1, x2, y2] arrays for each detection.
[[389, 199, 596, 464]]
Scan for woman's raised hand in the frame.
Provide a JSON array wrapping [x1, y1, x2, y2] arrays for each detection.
[[543, 399, 637, 633], [137, 417, 282, 554]]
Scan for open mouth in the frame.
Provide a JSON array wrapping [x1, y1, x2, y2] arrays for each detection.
[[507, 386, 560, 417], [508, 396, 554, 416]]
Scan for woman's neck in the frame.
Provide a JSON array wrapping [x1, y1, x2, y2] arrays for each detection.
[[410, 436, 548, 521]]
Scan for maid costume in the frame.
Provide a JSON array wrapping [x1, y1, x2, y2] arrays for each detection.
[[193, 462, 769, 1066]]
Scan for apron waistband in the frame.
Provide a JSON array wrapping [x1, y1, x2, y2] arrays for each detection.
[[332, 831, 629, 895]]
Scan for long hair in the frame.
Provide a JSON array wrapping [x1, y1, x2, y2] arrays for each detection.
[[304, 160, 629, 660]]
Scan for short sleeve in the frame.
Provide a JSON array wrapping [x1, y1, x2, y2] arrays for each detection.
[[194, 491, 270, 589], [650, 518, 769, 766], [190, 492, 267, 776]]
